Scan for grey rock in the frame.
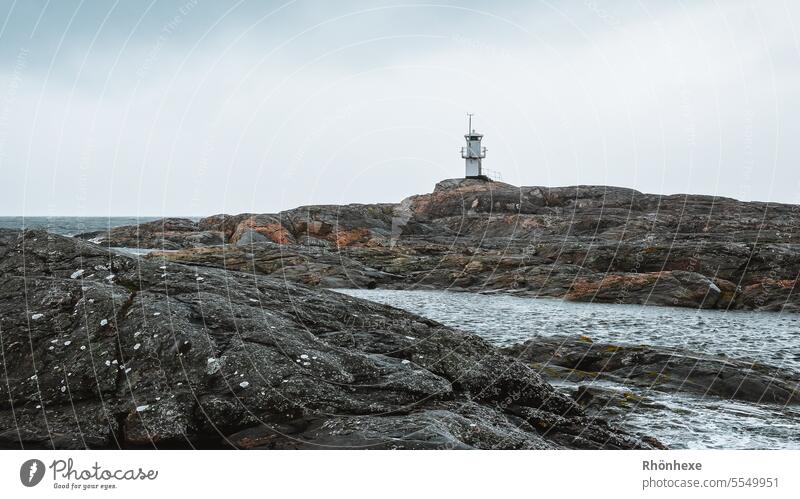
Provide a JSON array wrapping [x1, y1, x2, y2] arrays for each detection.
[[234, 229, 269, 247], [0, 229, 653, 449], [503, 336, 800, 405]]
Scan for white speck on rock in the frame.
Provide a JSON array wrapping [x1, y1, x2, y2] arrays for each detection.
[[239, 381, 250, 389], [80, 346, 86, 351], [159, 265, 167, 270], [405, 336, 415, 340], [105, 274, 115, 280], [100, 319, 108, 326], [401, 359, 410, 364], [133, 343, 141, 350], [63, 341, 71, 346], [136, 405, 149, 412], [206, 358, 221, 374], [153, 312, 160, 316], [125, 368, 132, 374], [70, 269, 85, 279], [196, 277, 204, 281], [302, 362, 310, 366], [300, 354, 309, 359], [31, 313, 44, 320], [105, 360, 111, 367], [60, 386, 67, 393]]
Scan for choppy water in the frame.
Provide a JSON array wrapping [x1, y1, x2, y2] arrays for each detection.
[[338, 289, 800, 372], [338, 289, 800, 449]]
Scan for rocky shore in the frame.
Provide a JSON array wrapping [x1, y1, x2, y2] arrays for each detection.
[[503, 336, 800, 405], [34, 178, 799, 448], [78, 178, 800, 312], [0, 229, 656, 449]]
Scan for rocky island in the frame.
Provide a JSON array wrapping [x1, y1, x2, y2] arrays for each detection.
[[79, 178, 800, 312]]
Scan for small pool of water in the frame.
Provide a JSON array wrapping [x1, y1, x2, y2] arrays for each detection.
[[111, 247, 174, 256]]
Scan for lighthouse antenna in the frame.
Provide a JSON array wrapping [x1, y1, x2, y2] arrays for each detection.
[[467, 113, 473, 134]]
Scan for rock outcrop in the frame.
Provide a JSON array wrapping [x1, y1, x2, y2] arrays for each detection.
[[0, 229, 653, 449], [503, 336, 800, 405], [78, 217, 223, 250], [76, 178, 800, 312]]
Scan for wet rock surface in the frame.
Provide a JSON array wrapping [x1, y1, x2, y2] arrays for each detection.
[[0, 229, 653, 449], [503, 336, 800, 405], [79, 178, 800, 312]]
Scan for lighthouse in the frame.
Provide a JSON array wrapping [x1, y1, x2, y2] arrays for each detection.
[[461, 113, 486, 178]]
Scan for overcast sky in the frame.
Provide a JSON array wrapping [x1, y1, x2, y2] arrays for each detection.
[[1, 0, 799, 216]]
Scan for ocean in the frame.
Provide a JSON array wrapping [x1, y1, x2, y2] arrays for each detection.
[[0, 216, 170, 236], [338, 289, 800, 450]]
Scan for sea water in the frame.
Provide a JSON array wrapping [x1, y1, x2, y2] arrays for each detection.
[[338, 289, 800, 449]]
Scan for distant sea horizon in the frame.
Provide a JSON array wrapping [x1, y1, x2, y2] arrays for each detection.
[[0, 216, 200, 237]]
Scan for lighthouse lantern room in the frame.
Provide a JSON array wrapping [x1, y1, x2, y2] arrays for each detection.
[[461, 113, 487, 178]]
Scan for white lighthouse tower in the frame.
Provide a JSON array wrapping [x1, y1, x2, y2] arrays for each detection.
[[461, 113, 486, 178]]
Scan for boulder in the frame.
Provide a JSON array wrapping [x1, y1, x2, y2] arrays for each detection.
[[234, 229, 269, 247]]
